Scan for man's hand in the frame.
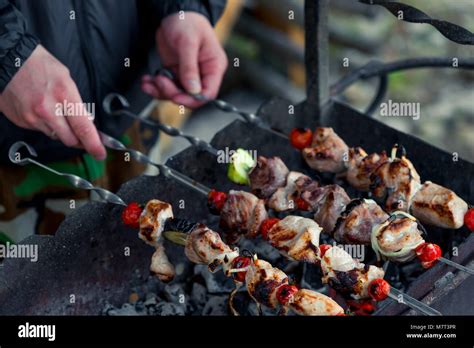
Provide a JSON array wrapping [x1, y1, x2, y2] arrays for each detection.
[[0, 45, 106, 160], [141, 12, 228, 108]]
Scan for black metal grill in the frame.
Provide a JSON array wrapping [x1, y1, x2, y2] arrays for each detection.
[[0, 0, 473, 315]]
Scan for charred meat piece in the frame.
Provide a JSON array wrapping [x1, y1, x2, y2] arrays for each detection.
[[302, 127, 349, 173], [295, 174, 317, 193], [266, 216, 321, 263], [411, 181, 468, 229], [248, 156, 289, 199], [333, 199, 389, 245], [370, 157, 421, 212], [372, 214, 425, 263], [346, 147, 388, 191], [320, 246, 384, 300], [138, 199, 173, 247], [301, 184, 350, 232], [289, 289, 344, 316], [220, 190, 268, 241], [150, 243, 175, 282], [245, 259, 289, 309], [268, 171, 311, 211], [184, 224, 238, 273]]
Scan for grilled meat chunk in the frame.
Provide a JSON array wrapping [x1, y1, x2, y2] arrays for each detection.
[[320, 246, 384, 299], [372, 214, 424, 263], [411, 181, 468, 229], [220, 190, 268, 241], [333, 199, 389, 245], [267, 216, 321, 263], [295, 174, 317, 193], [248, 156, 289, 199], [301, 184, 351, 232], [370, 157, 421, 212], [268, 171, 311, 211], [150, 243, 175, 282], [245, 259, 289, 309], [302, 127, 349, 173], [139, 199, 173, 247], [290, 289, 344, 316], [346, 147, 388, 191], [184, 224, 238, 273]]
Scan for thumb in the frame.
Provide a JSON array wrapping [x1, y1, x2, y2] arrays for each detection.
[[177, 41, 201, 94]]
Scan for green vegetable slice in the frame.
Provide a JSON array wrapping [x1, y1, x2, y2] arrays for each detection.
[[227, 149, 256, 185]]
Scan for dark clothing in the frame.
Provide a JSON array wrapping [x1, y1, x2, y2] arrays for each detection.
[[0, 0, 226, 164]]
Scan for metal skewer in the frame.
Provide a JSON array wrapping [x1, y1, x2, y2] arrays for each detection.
[[8, 141, 127, 206], [388, 287, 441, 316], [98, 131, 210, 196], [102, 93, 219, 156], [155, 68, 289, 140], [438, 257, 474, 275], [162, 226, 441, 316]]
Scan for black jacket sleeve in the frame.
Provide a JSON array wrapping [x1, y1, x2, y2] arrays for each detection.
[[0, 0, 38, 93], [150, 0, 227, 26]]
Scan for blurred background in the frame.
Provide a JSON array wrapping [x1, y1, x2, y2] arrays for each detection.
[[152, 0, 474, 166]]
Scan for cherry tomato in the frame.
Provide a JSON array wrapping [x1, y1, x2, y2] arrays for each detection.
[[260, 218, 280, 240], [415, 243, 442, 262], [231, 256, 251, 283], [415, 243, 442, 268], [289, 128, 313, 150], [319, 244, 332, 258], [208, 189, 227, 214], [295, 197, 311, 211], [367, 278, 390, 302], [276, 284, 299, 305], [464, 208, 474, 231], [121, 202, 143, 229]]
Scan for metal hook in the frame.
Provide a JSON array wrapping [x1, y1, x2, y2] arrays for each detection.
[[8, 141, 38, 166], [102, 93, 130, 115], [8, 141, 127, 206]]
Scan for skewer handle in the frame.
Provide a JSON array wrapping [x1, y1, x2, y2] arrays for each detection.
[[8, 141, 127, 206], [102, 93, 218, 155], [388, 287, 441, 316], [155, 69, 288, 140], [99, 132, 210, 196]]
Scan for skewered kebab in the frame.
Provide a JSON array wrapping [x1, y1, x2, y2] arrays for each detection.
[[297, 127, 469, 230], [121, 198, 442, 315], [209, 188, 473, 276], [121, 199, 345, 316], [227, 153, 473, 273], [205, 191, 446, 313], [229, 154, 423, 250]]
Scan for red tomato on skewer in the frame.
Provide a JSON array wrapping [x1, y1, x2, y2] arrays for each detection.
[[121, 202, 143, 229], [464, 208, 474, 231], [289, 128, 313, 150]]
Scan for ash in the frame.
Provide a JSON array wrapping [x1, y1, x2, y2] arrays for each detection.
[[102, 239, 310, 316]]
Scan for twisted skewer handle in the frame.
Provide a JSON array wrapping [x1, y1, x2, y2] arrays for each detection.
[[102, 93, 218, 156], [155, 69, 287, 139], [156, 68, 264, 126], [99, 132, 210, 196], [8, 141, 127, 206]]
